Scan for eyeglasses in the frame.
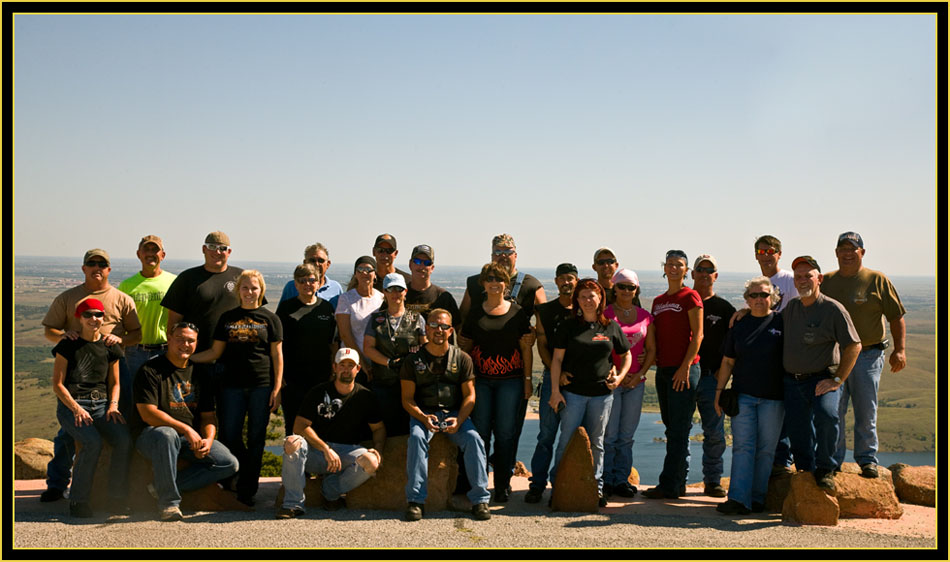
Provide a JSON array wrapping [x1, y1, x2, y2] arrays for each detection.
[[374, 247, 396, 255], [596, 258, 617, 266], [427, 322, 452, 331], [492, 249, 516, 256], [205, 243, 230, 253], [615, 283, 638, 292], [755, 248, 778, 256], [81, 310, 104, 319], [412, 257, 433, 267], [295, 277, 319, 285], [694, 266, 717, 274], [305, 257, 328, 265], [356, 266, 375, 274], [747, 292, 771, 300], [84, 260, 109, 268]]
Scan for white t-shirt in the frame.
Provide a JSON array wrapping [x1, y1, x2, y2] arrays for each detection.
[[770, 269, 798, 312], [335, 288, 384, 352]]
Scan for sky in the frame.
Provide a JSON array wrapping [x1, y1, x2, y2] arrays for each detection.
[[13, 13, 938, 276]]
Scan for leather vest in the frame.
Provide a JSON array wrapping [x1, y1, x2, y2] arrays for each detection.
[[370, 310, 424, 386], [411, 346, 463, 411]]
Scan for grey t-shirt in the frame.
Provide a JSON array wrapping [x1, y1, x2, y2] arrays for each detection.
[[782, 293, 860, 375]]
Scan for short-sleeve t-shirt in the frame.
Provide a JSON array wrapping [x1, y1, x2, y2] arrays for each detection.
[[276, 297, 337, 390], [821, 268, 906, 346], [119, 271, 178, 345], [697, 295, 737, 373], [604, 305, 653, 372], [405, 284, 462, 328], [461, 303, 531, 380], [536, 300, 574, 356], [466, 272, 544, 319], [770, 269, 798, 313], [651, 287, 704, 368], [335, 288, 385, 353], [723, 312, 786, 400], [160, 265, 246, 351], [555, 318, 631, 397], [52, 338, 125, 396], [213, 306, 283, 388], [782, 294, 860, 374], [296, 381, 382, 445], [131, 354, 215, 436], [43, 284, 140, 339]]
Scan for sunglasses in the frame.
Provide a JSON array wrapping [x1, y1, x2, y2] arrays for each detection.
[[305, 257, 328, 265], [615, 283, 638, 292], [492, 249, 516, 256], [484, 275, 505, 283], [385, 286, 406, 293], [748, 292, 771, 300], [205, 243, 230, 253], [596, 258, 617, 266], [412, 257, 433, 267], [81, 310, 105, 319], [171, 321, 199, 333], [427, 322, 452, 331], [756, 248, 779, 256], [295, 277, 319, 284], [374, 247, 396, 255], [84, 260, 109, 268], [694, 266, 717, 274], [356, 266, 375, 274]]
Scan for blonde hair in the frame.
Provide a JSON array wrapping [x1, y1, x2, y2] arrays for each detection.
[[237, 269, 267, 307]]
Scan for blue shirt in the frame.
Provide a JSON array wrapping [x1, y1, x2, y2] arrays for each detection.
[[280, 278, 343, 310]]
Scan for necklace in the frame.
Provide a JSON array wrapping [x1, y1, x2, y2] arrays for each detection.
[[614, 304, 635, 317]]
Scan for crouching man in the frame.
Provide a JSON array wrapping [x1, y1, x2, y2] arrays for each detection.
[[133, 322, 239, 522], [277, 347, 385, 519]]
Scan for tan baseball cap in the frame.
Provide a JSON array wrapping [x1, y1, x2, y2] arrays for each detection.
[[139, 235, 164, 250], [83, 249, 110, 265], [205, 231, 231, 246]]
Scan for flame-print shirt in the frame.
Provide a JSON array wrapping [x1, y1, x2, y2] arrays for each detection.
[[461, 303, 531, 380]]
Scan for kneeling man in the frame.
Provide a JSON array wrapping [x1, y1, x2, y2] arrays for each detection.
[[133, 322, 239, 522], [277, 347, 385, 519]]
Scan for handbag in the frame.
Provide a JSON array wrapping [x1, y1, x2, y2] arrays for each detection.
[[718, 387, 739, 417]]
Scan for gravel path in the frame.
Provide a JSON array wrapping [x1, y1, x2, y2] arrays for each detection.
[[13, 478, 936, 550]]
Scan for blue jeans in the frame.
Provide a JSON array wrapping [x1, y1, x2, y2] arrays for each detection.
[[55, 400, 131, 504], [217, 386, 272, 499], [136, 426, 239, 509], [783, 375, 842, 473], [281, 440, 372, 509], [773, 423, 794, 468], [728, 393, 785, 509], [655, 364, 701, 495], [835, 348, 885, 467], [603, 382, 645, 488], [46, 428, 75, 492], [472, 377, 523, 493], [551, 390, 614, 494], [528, 370, 561, 492], [695, 369, 726, 484], [405, 413, 490, 506]]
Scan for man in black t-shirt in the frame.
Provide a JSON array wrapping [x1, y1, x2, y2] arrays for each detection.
[[133, 322, 238, 522], [459, 233, 546, 323], [404, 244, 461, 328], [691, 254, 736, 498], [276, 347, 385, 519]]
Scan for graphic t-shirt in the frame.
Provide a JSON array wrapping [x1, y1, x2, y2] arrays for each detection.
[[119, 271, 178, 345], [161, 266, 246, 351], [604, 305, 653, 372], [697, 295, 736, 373], [462, 303, 531, 380], [723, 312, 786, 400], [131, 354, 215, 436], [296, 381, 382, 445], [821, 268, 906, 346], [651, 287, 704, 368], [276, 297, 337, 390], [555, 318, 631, 397], [213, 306, 283, 388], [405, 284, 462, 327], [52, 338, 125, 396]]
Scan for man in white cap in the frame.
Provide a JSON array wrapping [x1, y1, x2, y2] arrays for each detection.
[[691, 253, 735, 498], [276, 347, 386, 518]]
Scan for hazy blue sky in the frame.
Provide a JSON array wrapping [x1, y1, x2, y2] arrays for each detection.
[[14, 14, 936, 276]]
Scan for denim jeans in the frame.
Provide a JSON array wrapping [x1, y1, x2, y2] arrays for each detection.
[[834, 348, 885, 467], [654, 364, 701, 495], [695, 369, 726, 484], [136, 426, 239, 508], [217, 385, 272, 499], [773, 424, 794, 468], [472, 377, 523, 493], [783, 375, 842, 473], [55, 399, 131, 504], [728, 393, 785, 509], [406, 413, 490, 506], [603, 382, 645, 488], [281, 440, 372, 509], [551, 390, 614, 494], [46, 428, 75, 492], [529, 370, 561, 492]]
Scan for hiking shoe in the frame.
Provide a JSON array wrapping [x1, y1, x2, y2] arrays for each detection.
[[323, 496, 346, 511], [704, 483, 727, 498], [472, 502, 491, 520], [40, 488, 64, 502], [405, 502, 424, 521], [771, 464, 794, 477], [642, 486, 675, 499], [275, 506, 305, 519], [716, 499, 751, 515], [598, 494, 608, 508], [236, 495, 256, 507], [524, 488, 544, 504], [160, 505, 184, 522], [602, 483, 615, 497], [69, 502, 93, 518], [493, 488, 510, 503], [613, 483, 637, 498], [860, 463, 880, 479], [815, 470, 836, 492]]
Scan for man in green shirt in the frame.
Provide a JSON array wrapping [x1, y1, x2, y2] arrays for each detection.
[[821, 232, 906, 479]]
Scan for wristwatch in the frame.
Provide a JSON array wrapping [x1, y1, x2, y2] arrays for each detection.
[[833, 376, 842, 384]]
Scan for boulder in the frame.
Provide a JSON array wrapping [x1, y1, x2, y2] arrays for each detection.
[[766, 469, 795, 512], [15, 438, 54, 480], [513, 461, 531, 478], [550, 427, 599, 513], [838, 461, 893, 481], [889, 463, 935, 507], [834, 472, 903, 519], [628, 466, 640, 487], [782, 472, 839, 526]]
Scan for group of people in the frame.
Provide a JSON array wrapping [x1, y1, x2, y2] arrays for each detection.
[[39, 229, 907, 523]]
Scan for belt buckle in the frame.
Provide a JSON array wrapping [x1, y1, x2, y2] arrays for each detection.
[[90, 389, 105, 401]]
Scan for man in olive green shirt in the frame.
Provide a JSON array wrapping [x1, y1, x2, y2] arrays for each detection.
[[821, 232, 906, 479]]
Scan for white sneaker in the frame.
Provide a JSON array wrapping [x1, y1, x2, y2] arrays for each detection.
[[160, 505, 183, 522]]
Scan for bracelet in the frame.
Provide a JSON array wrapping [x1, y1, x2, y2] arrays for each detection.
[[110, 400, 119, 405]]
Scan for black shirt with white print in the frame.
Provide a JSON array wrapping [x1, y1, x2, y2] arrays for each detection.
[[296, 381, 382, 445]]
